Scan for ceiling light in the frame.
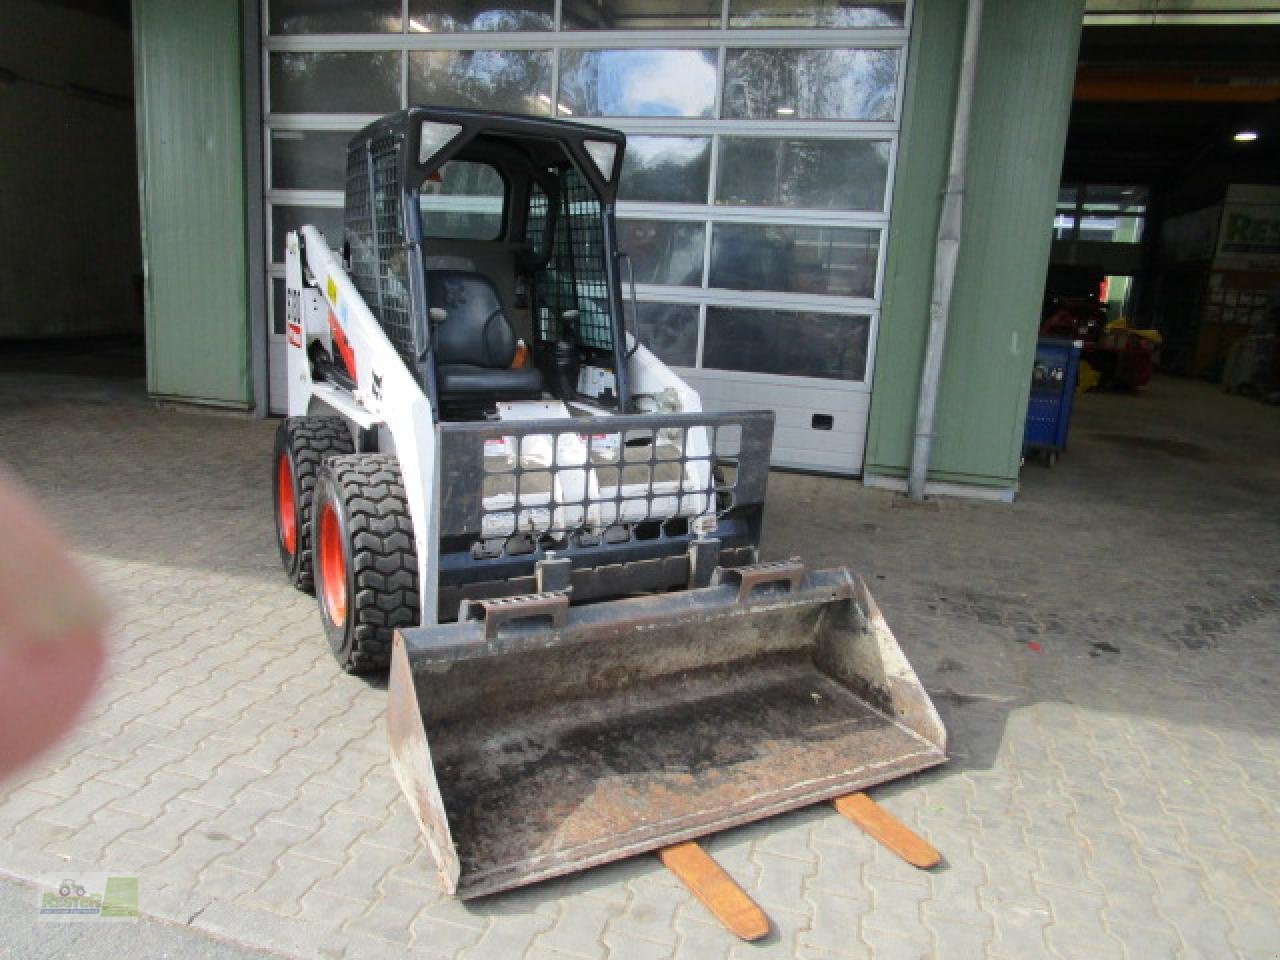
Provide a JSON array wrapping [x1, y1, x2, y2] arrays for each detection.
[[1234, 130, 1259, 142], [408, 17, 431, 32], [775, 106, 796, 117]]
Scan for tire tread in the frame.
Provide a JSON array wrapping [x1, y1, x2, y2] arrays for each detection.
[[277, 416, 354, 591], [323, 454, 419, 673]]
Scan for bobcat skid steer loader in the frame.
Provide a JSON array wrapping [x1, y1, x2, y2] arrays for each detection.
[[273, 107, 945, 902]]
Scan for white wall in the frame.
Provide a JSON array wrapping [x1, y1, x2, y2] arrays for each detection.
[[0, 0, 141, 339]]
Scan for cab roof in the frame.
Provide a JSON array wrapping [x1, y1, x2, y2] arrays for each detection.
[[349, 106, 627, 200]]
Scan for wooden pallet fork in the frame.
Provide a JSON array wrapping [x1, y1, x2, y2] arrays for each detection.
[[659, 792, 940, 941], [831, 792, 941, 869]]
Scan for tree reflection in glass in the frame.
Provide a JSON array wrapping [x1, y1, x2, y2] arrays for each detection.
[[722, 48, 899, 121], [561, 0, 721, 29], [618, 137, 712, 204], [559, 50, 719, 118], [727, 0, 905, 29], [270, 52, 402, 114], [634, 304, 699, 367], [617, 221, 706, 287], [704, 308, 870, 381], [716, 137, 890, 211], [270, 0, 401, 34], [408, 50, 553, 116], [406, 0, 554, 32], [710, 224, 879, 298]]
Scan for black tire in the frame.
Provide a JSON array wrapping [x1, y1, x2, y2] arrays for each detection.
[[312, 454, 419, 674], [273, 416, 355, 592]]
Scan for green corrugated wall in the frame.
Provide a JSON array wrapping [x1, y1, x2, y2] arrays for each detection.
[[865, 0, 1084, 489], [133, 0, 250, 408]]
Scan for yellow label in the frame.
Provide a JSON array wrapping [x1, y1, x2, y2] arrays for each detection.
[[325, 276, 338, 304]]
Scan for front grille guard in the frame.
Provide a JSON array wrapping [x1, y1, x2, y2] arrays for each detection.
[[436, 411, 775, 550]]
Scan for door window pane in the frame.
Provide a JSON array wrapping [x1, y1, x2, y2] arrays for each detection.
[[419, 162, 506, 240], [1079, 215, 1145, 244], [722, 48, 899, 121], [561, 0, 721, 29], [406, 0, 553, 32], [635, 303, 699, 367], [558, 49, 718, 118], [717, 137, 890, 211], [269, 0, 401, 34], [272, 277, 287, 336], [618, 137, 711, 204], [710, 224, 879, 298], [270, 53, 401, 114], [271, 205, 343, 263], [728, 0, 906, 28], [1082, 185, 1147, 211], [270, 130, 352, 191], [408, 50, 552, 116], [618, 220, 705, 287], [704, 308, 869, 380]]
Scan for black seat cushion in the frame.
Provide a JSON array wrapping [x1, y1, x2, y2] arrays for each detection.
[[427, 270, 544, 397], [437, 364, 544, 396]]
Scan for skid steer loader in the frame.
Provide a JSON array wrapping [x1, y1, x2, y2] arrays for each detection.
[[273, 107, 945, 907]]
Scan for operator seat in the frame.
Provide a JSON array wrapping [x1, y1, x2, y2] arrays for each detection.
[[427, 271, 544, 398]]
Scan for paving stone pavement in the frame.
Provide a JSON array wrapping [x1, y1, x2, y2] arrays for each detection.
[[0, 367, 1278, 960]]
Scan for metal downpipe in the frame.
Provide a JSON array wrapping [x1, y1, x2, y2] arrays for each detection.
[[907, 0, 985, 501]]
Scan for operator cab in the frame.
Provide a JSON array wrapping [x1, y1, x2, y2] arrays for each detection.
[[340, 107, 630, 421]]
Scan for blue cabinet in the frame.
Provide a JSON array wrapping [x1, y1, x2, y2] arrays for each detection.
[[1023, 338, 1082, 465]]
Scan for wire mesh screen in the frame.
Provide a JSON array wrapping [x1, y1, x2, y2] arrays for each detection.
[[344, 145, 378, 324], [370, 136, 416, 366], [534, 167, 614, 352], [526, 183, 548, 258], [437, 411, 776, 554]]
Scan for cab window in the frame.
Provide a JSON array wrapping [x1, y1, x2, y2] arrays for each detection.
[[419, 161, 505, 241]]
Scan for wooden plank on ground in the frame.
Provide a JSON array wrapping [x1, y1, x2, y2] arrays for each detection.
[[832, 792, 941, 869], [658, 841, 770, 941]]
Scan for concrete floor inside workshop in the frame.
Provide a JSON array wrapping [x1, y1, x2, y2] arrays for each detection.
[[0, 342, 1276, 960]]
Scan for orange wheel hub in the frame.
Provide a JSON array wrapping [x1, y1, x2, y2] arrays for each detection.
[[276, 454, 297, 555], [318, 502, 347, 626]]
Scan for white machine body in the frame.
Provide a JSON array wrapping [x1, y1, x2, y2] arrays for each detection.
[[285, 225, 712, 625]]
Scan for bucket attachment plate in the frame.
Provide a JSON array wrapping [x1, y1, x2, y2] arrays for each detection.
[[388, 565, 946, 899]]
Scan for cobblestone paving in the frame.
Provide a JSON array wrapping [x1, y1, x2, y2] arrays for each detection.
[[0, 371, 1277, 959]]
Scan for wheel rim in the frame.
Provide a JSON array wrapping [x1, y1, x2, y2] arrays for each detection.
[[317, 502, 347, 627], [276, 453, 297, 555]]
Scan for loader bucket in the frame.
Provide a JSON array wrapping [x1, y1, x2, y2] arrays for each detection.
[[387, 563, 946, 899]]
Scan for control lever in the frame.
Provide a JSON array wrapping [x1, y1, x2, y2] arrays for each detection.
[[553, 309, 581, 401], [429, 306, 447, 353], [617, 252, 639, 359]]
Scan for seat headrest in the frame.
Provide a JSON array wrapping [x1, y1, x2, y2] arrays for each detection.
[[423, 255, 478, 272]]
